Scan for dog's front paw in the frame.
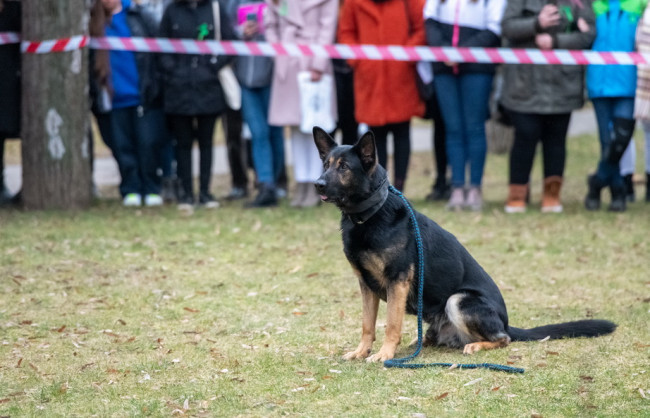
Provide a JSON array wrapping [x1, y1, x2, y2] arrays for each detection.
[[342, 344, 372, 360], [366, 345, 395, 362]]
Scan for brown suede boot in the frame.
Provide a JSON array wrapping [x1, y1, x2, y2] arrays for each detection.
[[504, 184, 528, 213], [541, 176, 563, 213]]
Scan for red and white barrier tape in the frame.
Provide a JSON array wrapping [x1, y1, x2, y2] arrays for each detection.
[[2, 32, 649, 65]]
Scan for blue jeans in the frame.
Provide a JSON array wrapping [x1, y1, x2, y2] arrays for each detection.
[[591, 97, 634, 187], [241, 85, 285, 186], [111, 106, 165, 197], [434, 72, 493, 187]]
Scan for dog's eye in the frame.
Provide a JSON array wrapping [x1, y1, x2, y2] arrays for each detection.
[[338, 162, 348, 171], [323, 161, 330, 169]]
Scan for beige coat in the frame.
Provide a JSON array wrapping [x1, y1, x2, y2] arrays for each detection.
[[265, 0, 338, 126]]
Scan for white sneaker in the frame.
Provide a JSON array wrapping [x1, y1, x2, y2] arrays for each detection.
[[144, 194, 163, 207], [123, 193, 142, 207]]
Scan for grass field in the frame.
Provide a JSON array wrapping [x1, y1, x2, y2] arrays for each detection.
[[1, 132, 649, 417]]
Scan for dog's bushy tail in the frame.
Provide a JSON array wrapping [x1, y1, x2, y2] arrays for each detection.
[[508, 319, 617, 342]]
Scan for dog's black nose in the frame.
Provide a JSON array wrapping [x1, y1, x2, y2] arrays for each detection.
[[314, 179, 326, 193]]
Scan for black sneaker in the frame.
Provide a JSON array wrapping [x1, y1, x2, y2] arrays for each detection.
[[198, 192, 220, 209], [245, 186, 278, 208], [224, 187, 248, 201]]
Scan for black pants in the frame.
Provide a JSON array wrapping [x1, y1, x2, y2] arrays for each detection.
[[508, 111, 571, 185], [167, 114, 218, 197], [331, 60, 358, 146], [222, 107, 248, 189], [369, 121, 411, 191], [0, 136, 5, 186], [429, 95, 447, 185]]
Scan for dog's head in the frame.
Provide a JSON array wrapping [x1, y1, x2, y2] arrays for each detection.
[[312, 127, 386, 213]]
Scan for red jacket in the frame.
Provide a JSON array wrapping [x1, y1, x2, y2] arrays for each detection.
[[338, 0, 425, 126]]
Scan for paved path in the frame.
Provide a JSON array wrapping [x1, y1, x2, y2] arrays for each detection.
[[3, 109, 597, 195]]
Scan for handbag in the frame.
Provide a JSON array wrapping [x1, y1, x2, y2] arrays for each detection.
[[486, 69, 514, 154], [297, 71, 337, 134], [212, 1, 242, 111]]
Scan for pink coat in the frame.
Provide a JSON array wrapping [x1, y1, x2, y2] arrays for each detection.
[[265, 0, 339, 126]]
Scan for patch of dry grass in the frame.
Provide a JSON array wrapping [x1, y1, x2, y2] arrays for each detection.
[[0, 133, 648, 417]]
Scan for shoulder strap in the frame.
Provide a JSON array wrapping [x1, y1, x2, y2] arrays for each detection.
[[212, 1, 222, 41]]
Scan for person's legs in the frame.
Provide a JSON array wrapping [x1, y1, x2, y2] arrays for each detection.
[[643, 120, 650, 202], [428, 91, 449, 200], [242, 86, 274, 186], [333, 62, 358, 146], [111, 107, 142, 201], [390, 121, 411, 192], [0, 136, 9, 203], [222, 107, 248, 198], [434, 74, 465, 189], [588, 98, 635, 211], [539, 113, 571, 213], [508, 111, 541, 185], [167, 114, 195, 203], [241, 86, 278, 208], [134, 107, 165, 198], [460, 73, 492, 188], [540, 113, 571, 179], [290, 127, 321, 207], [369, 124, 389, 172], [505, 111, 542, 212], [196, 114, 218, 197]]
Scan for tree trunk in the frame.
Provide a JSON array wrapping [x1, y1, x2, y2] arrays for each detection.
[[21, 0, 91, 210]]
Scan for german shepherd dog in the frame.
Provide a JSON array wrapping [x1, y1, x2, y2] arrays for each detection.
[[313, 127, 616, 362]]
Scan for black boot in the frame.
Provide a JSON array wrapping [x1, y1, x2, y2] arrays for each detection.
[[245, 184, 277, 208], [585, 175, 605, 211], [623, 174, 635, 202], [609, 184, 627, 212], [646, 173, 650, 203], [426, 177, 451, 201]]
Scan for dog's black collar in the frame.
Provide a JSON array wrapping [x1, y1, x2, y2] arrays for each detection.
[[345, 177, 389, 224]]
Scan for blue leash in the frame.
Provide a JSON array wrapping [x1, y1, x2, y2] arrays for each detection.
[[383, 186, 524, 374]]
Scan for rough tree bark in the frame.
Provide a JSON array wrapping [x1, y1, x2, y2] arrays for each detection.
[[21, 0, 91, 210]]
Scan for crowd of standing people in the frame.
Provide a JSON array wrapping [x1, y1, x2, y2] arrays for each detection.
[[1, 0, 650, 212]]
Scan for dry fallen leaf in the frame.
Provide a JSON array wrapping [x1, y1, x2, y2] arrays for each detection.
[[435, 392, 449, 400], [464, 378, 483, 386], [183, 307, 199, 313]]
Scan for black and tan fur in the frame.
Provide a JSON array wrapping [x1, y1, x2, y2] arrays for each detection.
[[313, 127, 616, 362]]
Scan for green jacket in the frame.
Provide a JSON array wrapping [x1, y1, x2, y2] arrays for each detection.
[[499, 0, 596, 114]]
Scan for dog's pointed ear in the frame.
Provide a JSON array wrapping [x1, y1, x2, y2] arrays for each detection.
[[354, 130, 377, 173], [313, 126, 337, 161]]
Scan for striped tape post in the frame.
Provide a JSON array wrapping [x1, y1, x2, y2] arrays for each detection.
[[2, 32, 650, 65]]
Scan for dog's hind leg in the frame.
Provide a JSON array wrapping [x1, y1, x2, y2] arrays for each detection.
[[445, 293, 511, 355], [343, 277, 380, 360]]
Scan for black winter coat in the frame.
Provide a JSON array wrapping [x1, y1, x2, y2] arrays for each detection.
[[0, 0, 21, 138], [159, 0, 236, 115]]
